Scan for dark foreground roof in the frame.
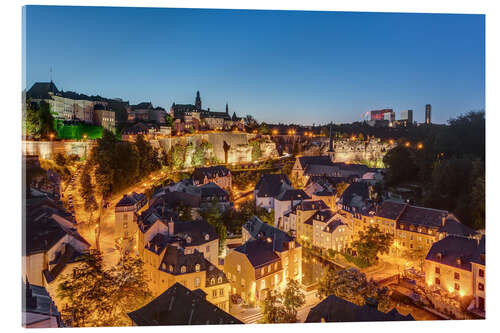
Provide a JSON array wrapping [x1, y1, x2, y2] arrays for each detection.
[[306, 295, 414, 323], [22, 281, 61, 327], [128, 283, 242, 326]]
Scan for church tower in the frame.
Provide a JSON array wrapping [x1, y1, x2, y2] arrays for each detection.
[[226, 103, 229, 114], [327, 122, 335, 162], [195, 91, 202, 110]]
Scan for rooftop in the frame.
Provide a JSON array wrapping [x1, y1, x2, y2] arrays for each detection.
[[128, 283, 242, 326]]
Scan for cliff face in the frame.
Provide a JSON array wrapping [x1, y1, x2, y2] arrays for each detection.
[[260, 141, 279, 160], [157, 132, 279, 165]]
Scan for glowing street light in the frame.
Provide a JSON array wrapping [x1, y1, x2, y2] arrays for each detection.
[[272, 129, 278, 135], [389, 139, 394, 145], [405, 142, 410, 147], [49, 133, 55, 140], [417, 143, 423, 150]]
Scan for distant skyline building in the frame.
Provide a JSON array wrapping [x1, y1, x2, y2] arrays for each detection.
[[383, 111, 395, 122], [370, 109, 393, 121], [425, 104, 432, 124], [400, 109, 413, 126]]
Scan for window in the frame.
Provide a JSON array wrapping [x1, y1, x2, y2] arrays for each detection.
[[206, 246, 210, 253], [294, 255, 298, 263], [435, 278, 440, 285], [227, 272, 231, 280], [123, 213, 128, 221], [241, 278, 245, 288], [454, 272, 460, 280], [454, 283, 460, 291], [211, 278, 216, 285], [123, 222, 128, 229], [169, 265, 174, 272], [213, 290, 217, 298], [478, 283, 484, 291], [218, 277, 222, 284], [195, 264, 200, 272], [195, 277, 201, 288], [237, 264, 241, 272], [181, 266, 186, 273], [219, 288, 224, 296], [261, 279, 266, 290], [479, 269, 485, 278]]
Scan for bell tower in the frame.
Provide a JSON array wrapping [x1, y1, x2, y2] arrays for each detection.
[[195, 91, 202, 110]]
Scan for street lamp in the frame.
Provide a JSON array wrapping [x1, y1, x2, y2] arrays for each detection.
[[405, 142, 410, 147], [49, 133, 55, 141], [417, 143, 423, 150]]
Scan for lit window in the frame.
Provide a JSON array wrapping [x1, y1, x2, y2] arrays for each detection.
[[454, 272, 460, 280], [195, 264, 200, 272], [478, 283, 484, 291], [181, 266, 186, 273], [454, 283, 460, 291], [195, 277, 201, 288], [237, 264, 241, 272]]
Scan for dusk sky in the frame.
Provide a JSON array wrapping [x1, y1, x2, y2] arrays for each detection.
[[24, 6, 485, 125]]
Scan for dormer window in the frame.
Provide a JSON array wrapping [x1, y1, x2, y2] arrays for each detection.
[[211, 278, 216, 285], [436, 252, 442, 260], [181, 265, 186, 273], [195, 264, 200, 272], [218, 277, 222, 284], [169, 265, 173, 272], [205, 234, 210, 241], [456, 258, 462, 266], [161, 263, 167, 270], [186, 236, 191, 244]]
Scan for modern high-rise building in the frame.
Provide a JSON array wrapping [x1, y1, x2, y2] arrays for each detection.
[[425, 104, 432, 124], [370, 109, 393, 121], [400, 109, 413, 126]]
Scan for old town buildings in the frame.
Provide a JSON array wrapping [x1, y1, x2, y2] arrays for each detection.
[[224, 216, 302, 306], [192, 166, 232, 192], [170, 91, 244, 132]]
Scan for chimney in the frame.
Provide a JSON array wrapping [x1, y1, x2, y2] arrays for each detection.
[[168, 220, 175, 236], [441, 213, 446, 227]]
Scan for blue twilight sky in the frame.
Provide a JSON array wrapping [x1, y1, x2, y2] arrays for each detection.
[[23, 6, 485, 125]]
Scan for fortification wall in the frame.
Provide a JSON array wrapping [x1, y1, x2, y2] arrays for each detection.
[[22, 140, 94, 159]]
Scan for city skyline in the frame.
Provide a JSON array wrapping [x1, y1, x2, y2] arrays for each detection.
[[24, 6, 485, 124]]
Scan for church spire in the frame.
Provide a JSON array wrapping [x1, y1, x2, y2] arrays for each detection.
[[226, 103, 229, 114], [195, 91, 201, 110]]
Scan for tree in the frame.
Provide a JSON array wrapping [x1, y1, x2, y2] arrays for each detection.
[[261, 279, 305, 323], [54, 153, 66, 167], [58, 251, 152, 327], [281, 279, 305, 322], [258, 122, 270, 135], [135, 134, 161, 178], [383, 146, 419, 185], [201, 199, 227, 254], [79, 163, 98, 224], [106, 255, 153, 326], [351, 226, 393, 266], [250, 140, 262, 161], [316, 268, 392, 313], [57, 251, 115, 327], [22, 100, 55, 139]]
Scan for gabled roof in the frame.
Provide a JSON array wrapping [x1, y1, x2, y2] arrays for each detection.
[[276, 189, 310, 201], [255, 174, 292, 198], [192, 166, 230, 184], [305, 295, 414, 322], [439, 218, 476, 238], [172, 219, 218, 247], [200, 182, 229, 201], [116, 192, 146, 207], [425, 236, 480, 272], [338, 182, 370, 208], [398, 205, 448, 228], [297, 156, 334, 169], [234, 239, 281, 268], [296, 200, 329, 212], [128, 283, 242, 325], [324, 220, 347, 233], [375, 200, 406, 220], [242, 216, 296, 252]]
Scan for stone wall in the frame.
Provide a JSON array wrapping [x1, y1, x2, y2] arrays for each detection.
[[156, 132, 278, 164], [23, 140, 94, 159]]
